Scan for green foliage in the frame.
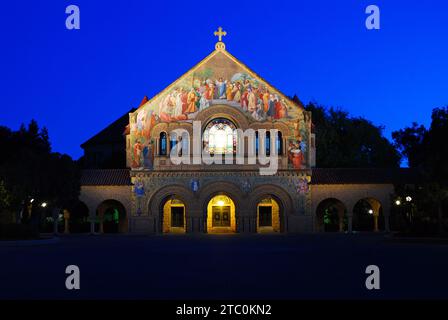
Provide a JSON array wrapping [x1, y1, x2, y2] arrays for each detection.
[[392, 122, 427, 168], [393, 106, 448, 185], [305, 102, 401, 168], [323, 209, 331, 225], [193, 68, 214, 82]]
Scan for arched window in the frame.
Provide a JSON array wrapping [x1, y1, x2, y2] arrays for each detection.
[[255, 131, 259, 155], [266, 131, 271, 156], [159, 132, 167, 156], [276, 131, 283, 155], [203, 118, 237, 154], [169, 132, 178, 153]]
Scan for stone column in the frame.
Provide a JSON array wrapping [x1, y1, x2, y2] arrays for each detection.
[[187, 210, 202, 234], [237, 216, 244, 233], [347, 213, 353, 233], [373, 213, 379, 232], [250, 216, 257, 233], [97, 207, 105, 234], [186, 217, 193, 233], [63, 209, 70, 234], [338, 208, 345, 232], [339, 216, 344, 232], [200, 216, 206, 234], [283, 138, 287, 155], [238, 216, 245, 233], [90, 217, 95, 234], [238, 214, 253, 233], [167, 134, 171, 155]]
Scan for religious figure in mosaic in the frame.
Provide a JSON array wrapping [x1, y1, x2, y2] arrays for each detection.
[[134, 180, 145, 215], [288, 141, 305, 170], [190, 179, 200, 193], [296, 178, 310, 195]]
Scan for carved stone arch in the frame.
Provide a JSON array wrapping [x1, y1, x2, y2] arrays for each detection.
[[315, 198, 348, 232], [167, 122, 193, 136], [352, 196, 384, 232], [151, 123, 170, 137], [199, 181, 245, 232], [273, 122, 291, 137], [151, 122, 193, 137], [351, 197, 383, 213], [148, 184, 195, 233], [199, 181, 244, 210], [96, 199, 128, 233], [195, 105, 251, 130], [148, 184, 194, 215], [249, 184, 293, 233]]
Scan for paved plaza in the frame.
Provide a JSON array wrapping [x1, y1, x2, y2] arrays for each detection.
[[1, 234, 447, 299]]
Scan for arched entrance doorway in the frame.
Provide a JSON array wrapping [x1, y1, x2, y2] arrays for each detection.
[[315, 198, 347, 232], [353, 198, 384, 232], [96, 200, 127, 233], [257, 197, 281, 233], [207, 195, 236, 233], [162, 196, 186, 233]]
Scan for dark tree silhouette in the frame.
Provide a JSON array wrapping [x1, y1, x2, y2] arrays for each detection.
[[305, 102, 401, 168], [393, 106, 448, 234], [0, 120, 80, 225]]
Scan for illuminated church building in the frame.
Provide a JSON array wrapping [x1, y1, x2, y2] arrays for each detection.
[[79, 29, 411, 234]]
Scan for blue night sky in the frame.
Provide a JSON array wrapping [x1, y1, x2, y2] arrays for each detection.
[[1, 0, 447, 160]]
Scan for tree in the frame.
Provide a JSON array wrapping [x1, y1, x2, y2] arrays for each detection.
[[0, 179, 13, 224], [305, 102, 401, 168], [392, 122, 427, 168], [393, 106, 448, 234], [0, 120, 80, 226]]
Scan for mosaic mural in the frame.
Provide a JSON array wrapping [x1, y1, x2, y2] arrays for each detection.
[[129, 51, 310, 170]]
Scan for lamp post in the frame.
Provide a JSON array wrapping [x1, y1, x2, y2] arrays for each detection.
[[394, 198, 403, 231], [405, 196, 413, 225]]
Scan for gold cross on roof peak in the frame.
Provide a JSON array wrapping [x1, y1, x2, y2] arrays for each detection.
[[214, 27, 227, 42]]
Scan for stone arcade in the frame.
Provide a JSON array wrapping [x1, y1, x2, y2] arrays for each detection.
[[78, 28, 412, 235]]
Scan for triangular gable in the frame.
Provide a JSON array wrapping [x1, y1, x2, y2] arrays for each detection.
[[127, 45, 311, 170], [131, 48, 304, 124]]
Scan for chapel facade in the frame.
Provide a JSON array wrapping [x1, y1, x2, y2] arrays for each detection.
[[79, 29, 410, 235]]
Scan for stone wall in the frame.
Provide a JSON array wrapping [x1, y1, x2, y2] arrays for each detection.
[[79, 185, 132, 224], [78, 180, 394, 234], [311, 183, 394, 232], [131, 170, 312, 234]]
